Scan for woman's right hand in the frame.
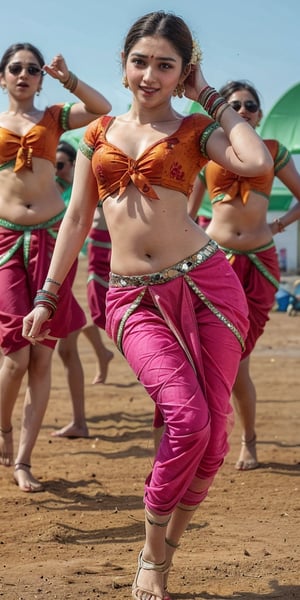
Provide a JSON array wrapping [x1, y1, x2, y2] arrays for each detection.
[[22, 307, 54, 345], [43, 54, 69, 83], [184, 63, 208, 103]]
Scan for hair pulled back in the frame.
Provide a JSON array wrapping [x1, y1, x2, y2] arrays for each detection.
[[219, 80, 261, 108], [123, 11, 193, 71]]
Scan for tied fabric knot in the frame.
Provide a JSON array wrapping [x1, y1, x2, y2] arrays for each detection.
[[118, 158, 159, 200], [222, 179, 251, 205], [15, 143, 33, 172]]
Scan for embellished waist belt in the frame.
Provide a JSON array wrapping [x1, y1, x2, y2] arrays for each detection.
[[109, 239, 218, 288]]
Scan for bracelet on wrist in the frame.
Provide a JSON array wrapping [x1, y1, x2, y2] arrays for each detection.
[[216, 103, 230, 122], [197, 85, 228, 120], [45, 277, 61, 288], [61, 71, 78, 93], [34, 289, 59, 319], [273, 218, 285, 233]]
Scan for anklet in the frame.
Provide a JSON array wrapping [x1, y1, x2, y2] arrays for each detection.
[[165, 537, 180, 549], [15, 462, 31, 470], [145, 509, 171, 527], [241, 434, 256, 446]]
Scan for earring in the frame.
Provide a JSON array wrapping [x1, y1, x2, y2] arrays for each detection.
[[1, 85, 7, 94], [173, 83, 185, 98], [122, 75, 129, 89]]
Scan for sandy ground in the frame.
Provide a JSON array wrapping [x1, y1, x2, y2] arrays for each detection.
[[0, 257, 299, 600]]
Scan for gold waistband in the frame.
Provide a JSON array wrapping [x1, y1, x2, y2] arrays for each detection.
[[109, 239, 218, 288]]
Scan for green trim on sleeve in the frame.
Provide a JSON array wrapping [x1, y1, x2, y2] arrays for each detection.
[[274, 142, 290, 173], [60, 102, 75, 130], [79, 138, 94, 160], [199, 122, 220, 159]]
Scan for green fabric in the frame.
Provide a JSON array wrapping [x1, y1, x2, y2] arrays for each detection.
[[60, 129, 83, 149], [56, 177, 72, 206], [184, 100, 208, 116], [268, 187, 293, 211]]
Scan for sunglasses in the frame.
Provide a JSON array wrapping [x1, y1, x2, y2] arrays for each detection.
[[229, 100, 259, 113], [56, 162, 67, 170], [7, 63, 43, 77]]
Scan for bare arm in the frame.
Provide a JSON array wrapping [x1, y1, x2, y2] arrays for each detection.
[[205, 119, 272, 177], [269, 157, 300, 234], [188, 175, 207, 220], [47, 152, 98, 281], [183, 64, 273, 176], [44, 54, 112, 128]]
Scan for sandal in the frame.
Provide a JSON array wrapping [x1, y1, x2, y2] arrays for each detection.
[[235, 435, 259, 471], [132, 550, 169, 600]]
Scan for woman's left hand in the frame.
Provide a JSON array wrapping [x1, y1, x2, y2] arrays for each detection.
[[22, 307, 57, 345], [43, 54, 69, 83]]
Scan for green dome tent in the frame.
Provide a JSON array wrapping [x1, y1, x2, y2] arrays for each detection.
[[259, 82, 300, 153], [258, 82, 300, 212]]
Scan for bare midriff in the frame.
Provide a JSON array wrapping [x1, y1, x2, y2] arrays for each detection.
[[103, 184, 210, 276], [0, 157, 65, 225], [206, 190, 271, 250]]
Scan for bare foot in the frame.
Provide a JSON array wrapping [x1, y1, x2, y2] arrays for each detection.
[[0, 427, 13, 466], [14, 463, 44, 492], [235, 435, 259, 470], [92, 350, 114, 384], [51, 422, 89, 438]]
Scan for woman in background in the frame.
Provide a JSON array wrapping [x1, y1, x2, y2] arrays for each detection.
[[188, 80, 300, 471], [0, 42, 111, 491], [54, 141, 113, 438]]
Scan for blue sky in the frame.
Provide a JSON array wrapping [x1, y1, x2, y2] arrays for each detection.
[[1, 0, 300, 122]]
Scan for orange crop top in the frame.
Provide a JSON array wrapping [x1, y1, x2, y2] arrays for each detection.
[[203, 139, 290, 205], [79, 114, 219, 202], [0, 103, 73, 172]]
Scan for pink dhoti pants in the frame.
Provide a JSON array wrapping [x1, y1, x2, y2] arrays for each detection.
[[221, 241, 280, 358], [0, 213, 86, 355], [105, 240, 249, 514], [86, 228, 111, 329]]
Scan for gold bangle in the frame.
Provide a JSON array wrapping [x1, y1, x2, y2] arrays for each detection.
[[216, 103, 230, 122], [62, 71, 78, 92]]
